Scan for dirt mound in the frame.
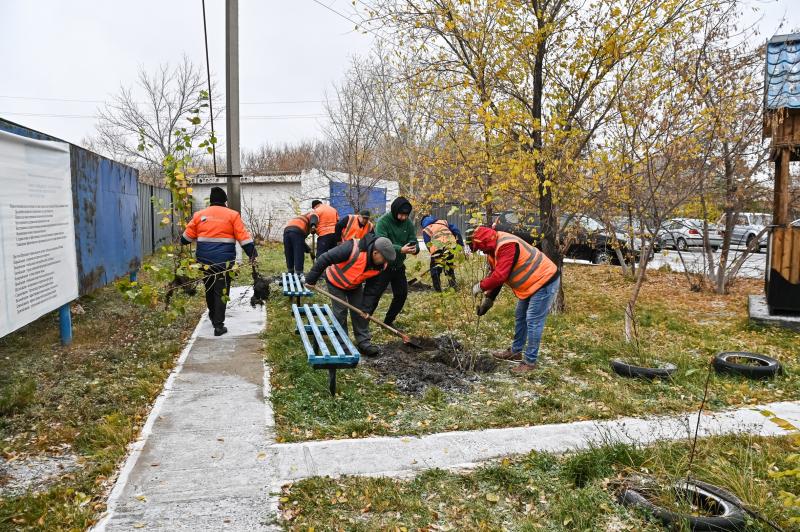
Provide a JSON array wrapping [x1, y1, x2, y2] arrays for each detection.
[[363, 335, 498, 395]]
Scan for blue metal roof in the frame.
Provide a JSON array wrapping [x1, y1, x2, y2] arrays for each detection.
[[766, 33, 800, 110]]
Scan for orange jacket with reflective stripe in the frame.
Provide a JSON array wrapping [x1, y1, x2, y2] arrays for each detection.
[[341, 214, 374, 241], [314, 204, 339, 236], [325, 238, 385, 290], [487, 231, 557, 299], [183, 205, 253, 265], [422, 219, 457, 254], [285, 212, 317, 235]]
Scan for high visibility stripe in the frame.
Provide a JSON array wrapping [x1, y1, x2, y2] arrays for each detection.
[[182, 231, 196, 242], [197, 236, 236, 243], [326, 239, 362, 289], [238, 238, 254, 246], [509, 248, 544, 289]]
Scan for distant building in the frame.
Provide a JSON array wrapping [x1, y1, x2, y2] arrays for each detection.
[[190, 169, 399, 241]]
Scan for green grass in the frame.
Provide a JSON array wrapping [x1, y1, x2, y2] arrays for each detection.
[[0, 263, 204, 531], [280, 434, 800, 531], [262, 247, 799, 442]]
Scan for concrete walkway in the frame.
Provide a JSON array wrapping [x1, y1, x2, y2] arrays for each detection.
[[94, 286, 275, 531], [269, 400, 800, 481]]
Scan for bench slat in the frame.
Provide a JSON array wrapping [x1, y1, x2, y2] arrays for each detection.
[[322, 304, 359, 357], [292, 304, 316, 359], [312, 304, 345, 357], [303, 304, 330, 358]]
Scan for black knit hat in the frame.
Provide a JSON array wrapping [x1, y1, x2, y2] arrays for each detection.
[[210, 186, 227, 205]]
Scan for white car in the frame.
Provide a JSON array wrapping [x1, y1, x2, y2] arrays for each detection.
[[716, 212, 771, 251], [658, 218, 722, 251]]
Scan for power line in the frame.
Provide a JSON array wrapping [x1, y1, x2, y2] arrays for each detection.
[[0, 95, 324, 105], [308, 0, 389, 43]]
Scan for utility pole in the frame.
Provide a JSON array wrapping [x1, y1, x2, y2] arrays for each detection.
[[225, 0, 241, 212]]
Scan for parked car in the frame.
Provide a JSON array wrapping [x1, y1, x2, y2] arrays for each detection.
[[492, 211, 648, 265], [560, 214, 642, 265], [716, 212, 771, 251], [658, 218, 722, 251], [612, 217, 660, 253]]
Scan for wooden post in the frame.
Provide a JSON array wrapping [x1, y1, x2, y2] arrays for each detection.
[[774, 147, 790, 225]]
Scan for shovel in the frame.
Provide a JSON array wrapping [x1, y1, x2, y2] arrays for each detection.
[[305, 283, 423, 349]]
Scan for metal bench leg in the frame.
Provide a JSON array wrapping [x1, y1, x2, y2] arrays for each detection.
[[328, 369, 337, 396]]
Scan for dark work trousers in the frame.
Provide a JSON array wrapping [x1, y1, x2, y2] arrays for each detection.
[[283, 229, 307, 274], [316, 233, 337, 257], [325, 279, 372, 347], [370, 266, 408, 326], [430, 249, 457, 292], [203, 264, 232, 328]]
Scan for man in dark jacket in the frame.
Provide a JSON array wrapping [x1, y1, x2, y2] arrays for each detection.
[[305, 234, 396, 356], [181, 187, 257, 336], [364, 197, 419, 327]]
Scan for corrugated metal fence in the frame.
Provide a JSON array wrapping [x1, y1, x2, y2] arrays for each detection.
[[138, 184, 179, 257], [429, 203, 479, 237]]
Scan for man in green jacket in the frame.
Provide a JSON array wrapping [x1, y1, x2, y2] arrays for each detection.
[[363, 197, 419, 327]]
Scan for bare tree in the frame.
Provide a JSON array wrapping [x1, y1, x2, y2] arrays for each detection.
[[323, 56, 389, 211], [240, 141, 334, 175], [93, 56, 219, 185]]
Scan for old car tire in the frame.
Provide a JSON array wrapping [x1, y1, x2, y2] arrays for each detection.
[[713, 352, 782, 379], [618, 478, 746, 531], [676, 237, 688, 251], [610, 359, 677, 379]]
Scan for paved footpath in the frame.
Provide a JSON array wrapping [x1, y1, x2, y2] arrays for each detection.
[[94, 284, 800, 530], [268, 400, 800, 481], [94, 286, 277, 531]]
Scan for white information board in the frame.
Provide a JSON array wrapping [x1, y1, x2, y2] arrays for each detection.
[[0, 130, 79, 338]]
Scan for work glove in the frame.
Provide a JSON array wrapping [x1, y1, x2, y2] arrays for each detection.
[[472, 282, 484, 297], [476, 296, 495, 316]]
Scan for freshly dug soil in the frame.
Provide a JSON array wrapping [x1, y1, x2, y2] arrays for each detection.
[[363, 335, 498, 395]]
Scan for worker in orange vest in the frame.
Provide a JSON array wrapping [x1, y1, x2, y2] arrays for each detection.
[[304, 234, 396, 357], [421, 215, 464, 291], [335, 209, 374, 242], [181, 187, 257, 336], [283, 211, 318, 275], [468, 225, 560, 373], [312, 200, 339, 256]]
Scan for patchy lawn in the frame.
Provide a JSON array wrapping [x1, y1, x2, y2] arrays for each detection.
[[280, 434, 799, 531], [265, 248, 799, 443], [0, 265, 204, 531]]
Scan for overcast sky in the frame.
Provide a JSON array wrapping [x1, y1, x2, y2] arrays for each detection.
[[0, 0, 795, 153]]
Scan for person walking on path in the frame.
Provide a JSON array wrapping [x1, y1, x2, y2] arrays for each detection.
[[335, 209, 373, 242], [420, 215, 464, 292], [312, 199, 339, 256], [304, 234, 396, 357], [468, 226, 559, 373], [365, 197, 419, 327], [181, 186, 258, 337], [282, 211, 318, 275]]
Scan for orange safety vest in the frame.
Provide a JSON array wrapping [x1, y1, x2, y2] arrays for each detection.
[[325, 239, 385, 290], [423, 219, 457, 254], [341, 214, 373, 241], [487, 231, 557, 299], [285, 213, 314, 234], [314, 204, 339, 237]]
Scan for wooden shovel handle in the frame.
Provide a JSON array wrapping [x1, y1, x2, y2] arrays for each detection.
[[305, 283, 411, 342]]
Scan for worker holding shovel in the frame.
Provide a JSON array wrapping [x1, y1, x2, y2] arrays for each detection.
[[304, 234, 397, 357], [467, 226, 560, 373]]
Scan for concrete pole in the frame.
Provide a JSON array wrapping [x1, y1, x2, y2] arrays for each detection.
[[225, 0, 242, 213]]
